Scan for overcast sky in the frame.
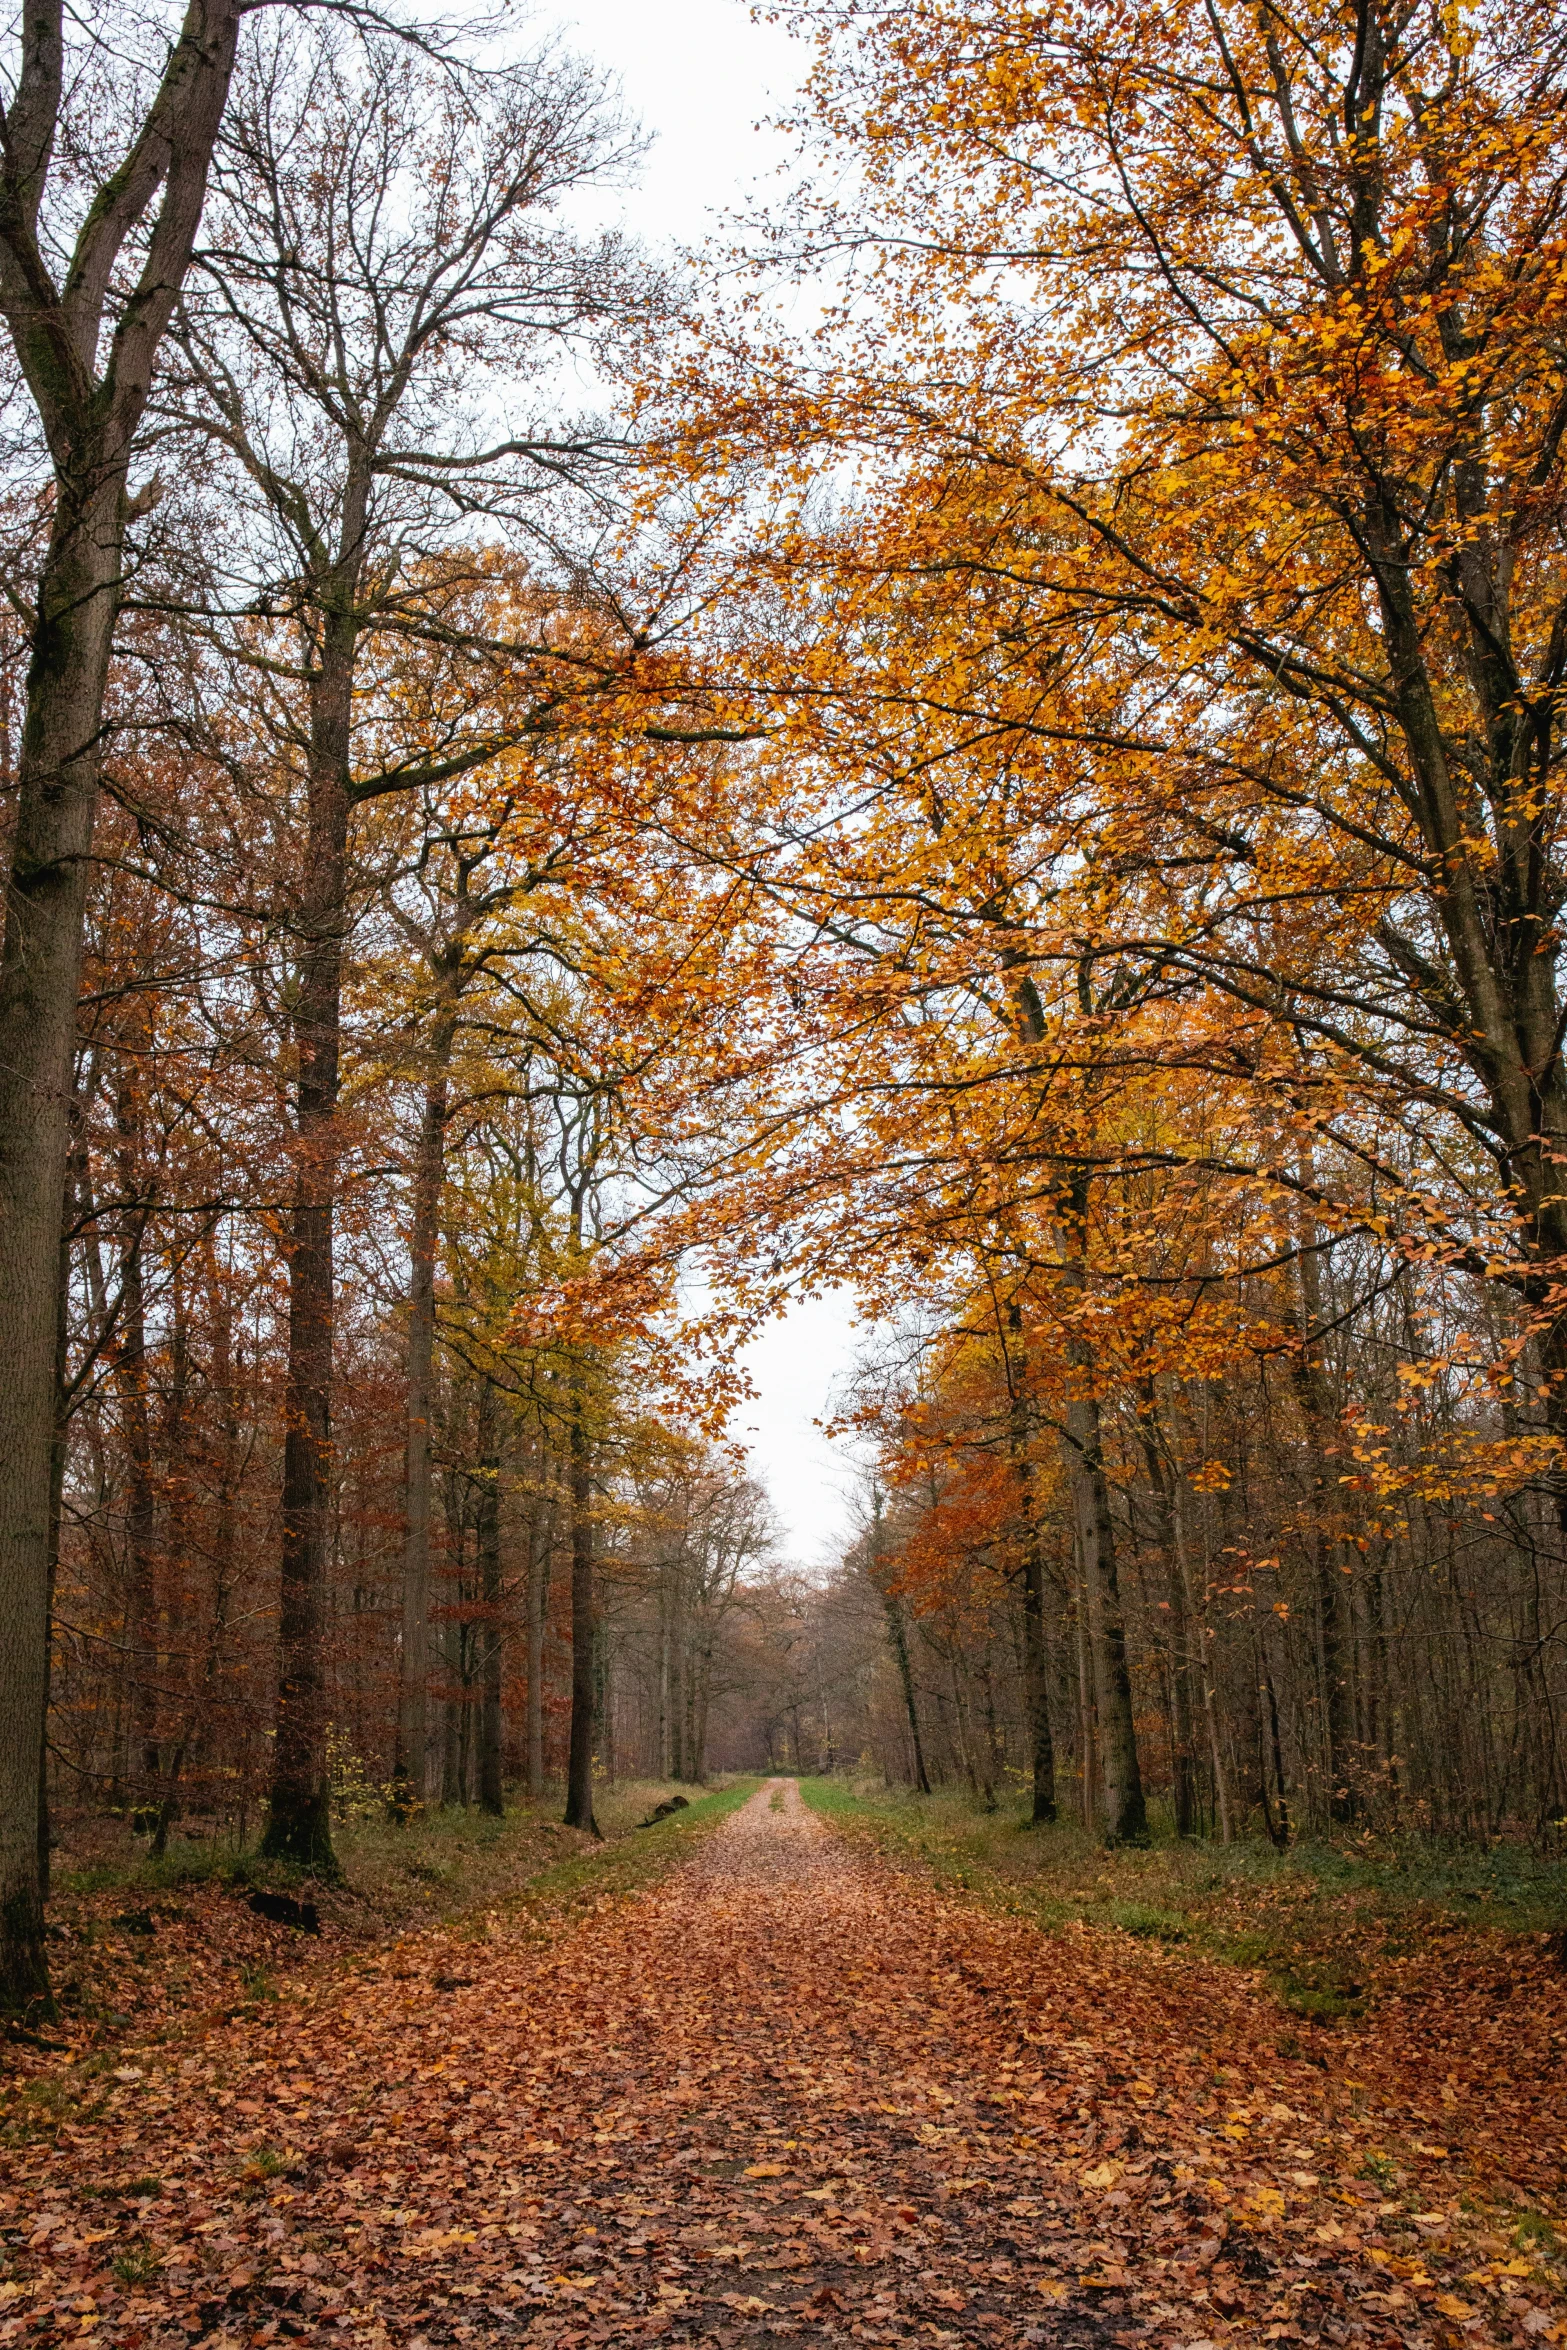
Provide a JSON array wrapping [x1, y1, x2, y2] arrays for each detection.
[[546, 0, 865, 1569], [549, 0, 807, 245]]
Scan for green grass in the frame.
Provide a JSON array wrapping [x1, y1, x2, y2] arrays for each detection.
[[51, 1776, 757, 1923], [799, 1774, 1567, 2026], [490, 1779, 760, 1940], [112, 2247, 163, 2285]]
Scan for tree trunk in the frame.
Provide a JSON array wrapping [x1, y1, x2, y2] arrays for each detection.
[[1263, 1651, 1291, 1847], [41, 1132, 80, 1906], [263, 602, 359, 1875], [1006, 1307, 1057, 1822], [526, 1461, 552, 1801], [1075, 1580, 1098, 1826], [1294, 1175, 1356, 1822], [0, 0, 245, 2026], [563, 1366, 599, 1834], [0, 474, 126, 2017], [114, 1064, 160, 1811], [884, 1591, 931, 1792], [152, 1238, 238, 1860], [1054, 1179, 1147, 1842], [1059, 1344, 1147, 1842], [693, 1633, 714, 1781], [476, 1378, 504, 1818], [1138, 1389, 1197, 1836], [870, 1485, 930, 1792], [391, 1034, 453, 1819], [150, 1251, 194, 1854]]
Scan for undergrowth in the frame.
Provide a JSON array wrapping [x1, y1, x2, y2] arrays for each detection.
[[52, 1776, 739, 1918], [801, 1774, 1567, 2026]]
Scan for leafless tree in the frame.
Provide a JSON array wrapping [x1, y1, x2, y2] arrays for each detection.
[[145, 18, 643, 1866]]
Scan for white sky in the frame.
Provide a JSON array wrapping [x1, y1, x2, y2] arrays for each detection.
[[551, 0, 862, 1568], [549, 0, 808, 248]]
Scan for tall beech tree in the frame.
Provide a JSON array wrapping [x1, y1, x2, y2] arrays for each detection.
[[722, 0, 1567, 1430], [159, 20, 635, 1865], [0, 0, 254, 2020]]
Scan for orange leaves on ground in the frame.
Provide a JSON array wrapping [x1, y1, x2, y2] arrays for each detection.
[[5, 1786, 1565, 2349]]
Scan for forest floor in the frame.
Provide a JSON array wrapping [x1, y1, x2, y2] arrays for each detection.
[[801, 1776, 1567, 2030], [2, 1778, 1565, 2350], [17, 1781, 740, 2056]]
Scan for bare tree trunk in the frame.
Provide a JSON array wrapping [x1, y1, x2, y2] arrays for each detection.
[[884, 1592, 931, 1792], [1074, 1562, 1098, 1826], [1139, 1389, 1197, 1836], [683, 1623, 700, 1782], [564, 1365, 600, 1835], [113, 1183, 160, 1811], [263, 596, 361, 1875], [1005, 1308, 1058, 1823], [526, 1459, 552, 1801], [1263, 1649, 1291, 1847], [151, 1239, 238, 1860], [668, 1564, 686, 1780], [980, 1653, 1006, 1806], [149, 1252, 194, 1853], [657, 1580, 671, 1779], [1001, 992, 1065, 1827], [40, 1138, 78, 1905], [476, 1379, 504, 1818], [1056, 1181, 1147, 1842], [392, 1031, 453, 1819], [0, 481, 129, 2014], [1295, 1176, 1356, 1822], [873, 1488, 931, 1793], [693, 1631, 715, 1781]]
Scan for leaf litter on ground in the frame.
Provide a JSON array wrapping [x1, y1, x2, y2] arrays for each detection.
[[2, 1781, 1564, 2350]]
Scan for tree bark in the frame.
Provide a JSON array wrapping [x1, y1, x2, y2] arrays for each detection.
[[0, 472, 126, 2013], [391, 1031, 454, 1819], [1294, 1189, 1355, 1822], [113, 1059, 160, 1809], [563, 1366, 599, 1834], [1058, 1189, 1148, 1843], [262, 590, 361, 1875], [0, 0, 245, 2025], [872, 1487, 931, 1793], [476, 1377, 504, 1818], [1005, 1305, 1057, 1823], [884, 1587, 931, 1793], [1138, 1388, 1197, 1836], [526, 1458, 553, 1801]]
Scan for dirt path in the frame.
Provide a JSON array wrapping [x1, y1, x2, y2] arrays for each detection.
[[3, 1782, 1557, 2348]]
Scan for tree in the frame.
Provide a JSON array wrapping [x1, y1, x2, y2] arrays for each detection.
[[0, 0, 259, 2020], [157, 18, 635, 1865]]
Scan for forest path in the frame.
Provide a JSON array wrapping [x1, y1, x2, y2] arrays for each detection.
[[7, 1780, 1555, 2349]]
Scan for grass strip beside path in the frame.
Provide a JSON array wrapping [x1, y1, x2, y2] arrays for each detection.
[[802, 1771, 1567, 2240], [799, 1773, 1567, 2024]]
